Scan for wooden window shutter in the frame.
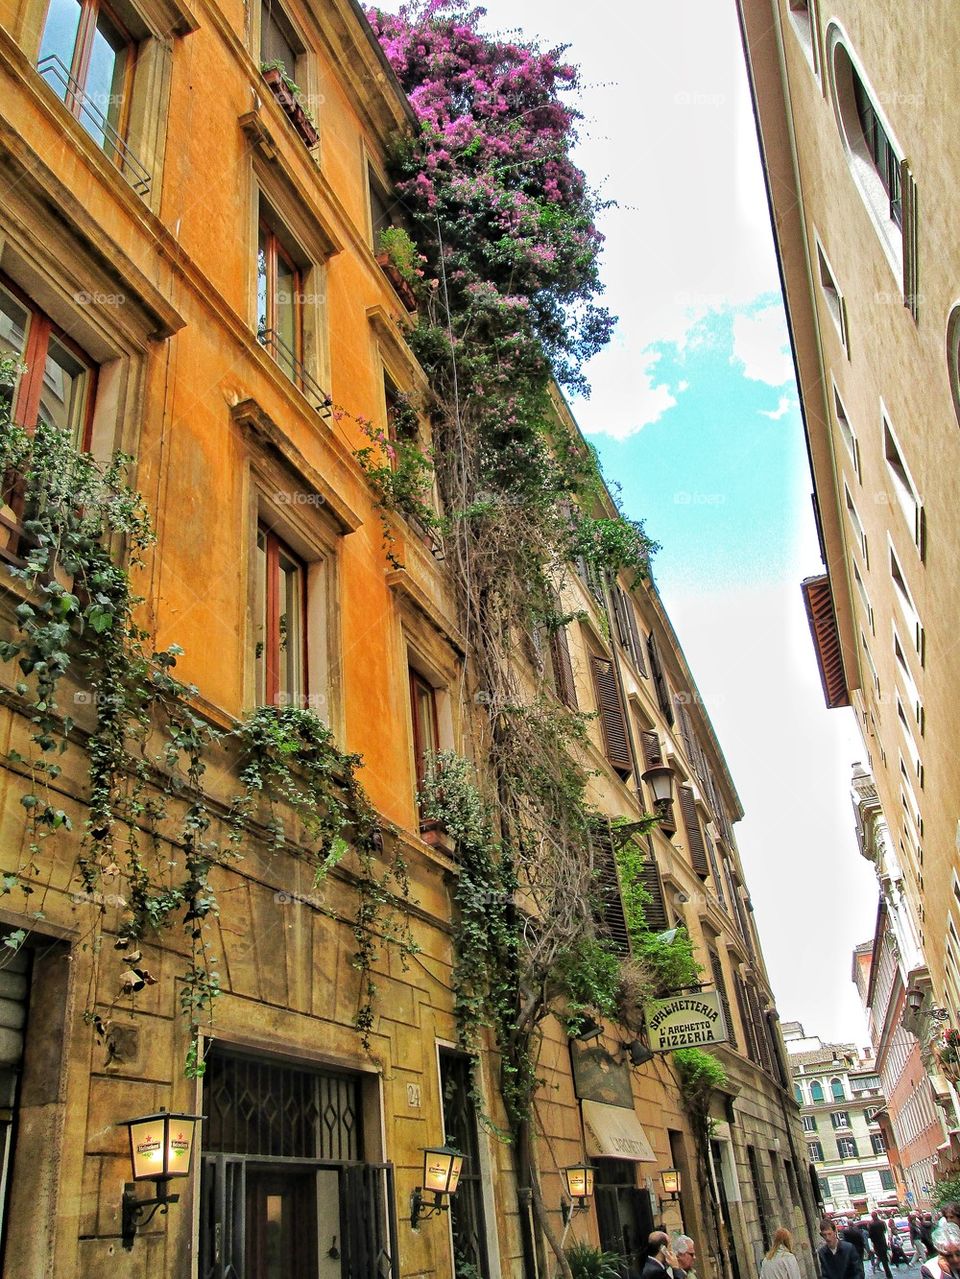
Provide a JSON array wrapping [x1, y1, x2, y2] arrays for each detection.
[[704, 826, 726, 910], [590, 655, 632, 776], [624, 595, 647, 675], [675, 699, 694, 761], [734, 976, 754, 1062], [678, 785, 709, 880], [709, 950, 737, 1051], [549, 625, 578, 709], [749, 984, 774, 1075], [640, 730, 663, 770], [639, 835, 669, 933], [591, 821, 630, 955], [646, 633, 673, 724]]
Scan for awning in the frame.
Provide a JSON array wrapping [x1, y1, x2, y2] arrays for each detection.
[[582, 1100, 656, 1162]]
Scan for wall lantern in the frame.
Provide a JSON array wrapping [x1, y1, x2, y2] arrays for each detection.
[[572, 1014, 604, 1043], [660, 1167, 682, 1201], [906, 988, 924, 1016], [561, 1163, 595, 1223], [410, 1144, 464, 1229], [622, 1038, 655, 1068], [642, 764, 676, 833], [120, 1108, 202, 1250]]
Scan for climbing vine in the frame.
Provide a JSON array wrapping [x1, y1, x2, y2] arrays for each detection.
[[362, 7, 661, 1273], [0, 371, 415, 1066]]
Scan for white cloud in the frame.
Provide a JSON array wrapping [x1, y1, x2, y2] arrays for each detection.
[[731, 305, 794, 386], [576, 342, 679, 439], [760, 394, 793, 421]]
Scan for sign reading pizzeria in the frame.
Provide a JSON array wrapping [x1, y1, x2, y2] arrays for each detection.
[[644, 990, 728, 1051]]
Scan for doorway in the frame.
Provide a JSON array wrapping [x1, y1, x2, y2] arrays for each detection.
[[595, 1159, 653, 1276]]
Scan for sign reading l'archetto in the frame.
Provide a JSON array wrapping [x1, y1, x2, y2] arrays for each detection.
[[644, 990, 728, 1050]]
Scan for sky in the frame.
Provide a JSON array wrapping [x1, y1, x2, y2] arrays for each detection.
[[472, 0, 877, 1044]]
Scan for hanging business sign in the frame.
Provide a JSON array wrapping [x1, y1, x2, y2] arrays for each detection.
[[644, 990, 728, 1050]]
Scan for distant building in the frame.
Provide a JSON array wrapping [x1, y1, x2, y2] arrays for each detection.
[[784, 1023, 896, 1214]]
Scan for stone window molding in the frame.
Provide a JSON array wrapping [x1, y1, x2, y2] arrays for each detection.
[[826, 23, 912, 290]]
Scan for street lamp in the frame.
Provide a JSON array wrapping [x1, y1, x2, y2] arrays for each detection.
[[561, 1163, 595, 1223], [120, 1109, 202, 1250], [660, 1168, 682, 1201], [622, 1038, 655, 1067], [410, 1144, 464, 1229], [906, 988, 924, 1016]]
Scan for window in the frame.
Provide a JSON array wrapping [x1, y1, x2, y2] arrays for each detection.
[[882, 410, 924, 556], [258, 211, 306, 388], [0, 277, 95, 442], [794, 1084, 804, 1105], [808, 1140, 824, 1162], [853, 564, 874, 633], [889, 542, 924, 662], [254, 526, 306, 707], [832, 381, 860, 477], [37, 0, 139, 180], [260, 0, 299, 72], [830, 1077, 845, 1101], [871, 1133, 887, 1154], [852, 73, 901, 228], [810, 1080, 824, 1103], [802, 1115, 817, 1132], [880, 1169, 895, 1191], [846, 1173, 866, 1195], [828, 29, 915, 293], [830, 1111, 850, 1129], [845, 485, 868, 565], [787, 0, 817, 72], [893, 626, 923, 732], [611, 585, 647, 676], [815, 237, 847, 350], [646, 631, 674, 724], [861, 632, 880, 699], [439, 1052, 490, 1277], [856, 1076, 880, 1092], [409, 668, 440, 806], [368, 168, 395, 248], [837, 1137, 858, 1159], [708, 950, 737, 1051]]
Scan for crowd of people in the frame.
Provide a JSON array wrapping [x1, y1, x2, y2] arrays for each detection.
[[628, 1205, 960, 1279]]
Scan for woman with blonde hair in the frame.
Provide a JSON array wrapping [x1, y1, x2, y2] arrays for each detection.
[[761, 1228, 803, 1279]]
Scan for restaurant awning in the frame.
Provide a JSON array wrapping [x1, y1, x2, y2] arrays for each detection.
[[582, 1100, 656, 1162]]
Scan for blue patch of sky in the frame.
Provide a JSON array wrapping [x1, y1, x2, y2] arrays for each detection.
[[579, 304, 808, 598]]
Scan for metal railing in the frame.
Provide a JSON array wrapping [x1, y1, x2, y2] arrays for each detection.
[[37, 55, 151, 197], [258, 327, 333, 420]]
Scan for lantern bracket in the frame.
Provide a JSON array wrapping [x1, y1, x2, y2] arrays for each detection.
[[121, 1181, 180, 1251], [410, 1187, 448, 1230]]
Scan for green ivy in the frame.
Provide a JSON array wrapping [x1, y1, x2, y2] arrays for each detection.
[[614, 834, 702, 997], [673, 1047, 728, 1113]]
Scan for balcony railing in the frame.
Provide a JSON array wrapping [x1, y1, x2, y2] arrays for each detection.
[[37, 55, 151, 197], [257, 328, 332, 420]]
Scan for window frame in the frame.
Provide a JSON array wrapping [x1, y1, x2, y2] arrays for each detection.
[[836, 1136, 858, 1159], [409, 666, 440, 824], [830, 1110, 850, 1129], [814, 234, 848, 353], [808, 1139, 824, 1162], [831, 378, 860, 479], [888, 538, 924, 663]]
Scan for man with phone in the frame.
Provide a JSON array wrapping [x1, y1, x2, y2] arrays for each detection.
[[642, 1231, 682, 1279]]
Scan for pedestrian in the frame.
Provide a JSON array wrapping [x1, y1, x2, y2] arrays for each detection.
[[944, 1207, 960, 1229], [921, 1222, 960, 1279], [842, 1223, 867, 1279], [642, 1231, 681, 1279], [868, 1211, 894, 1279], [819, 1218, 862, 1279], [762, 1228, 803, 1279], [923, 1216, 937, 1256], [911, 1215, 929, 1266], [673, 1235, 697, 1279]]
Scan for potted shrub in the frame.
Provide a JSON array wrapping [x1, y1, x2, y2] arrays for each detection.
[[260, 60, 319, 149], [564, 1242, 623, 1279], [375, 226, 421, 312]]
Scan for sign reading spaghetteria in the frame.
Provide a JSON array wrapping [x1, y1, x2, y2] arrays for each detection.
[[644, 991, 728, 1050]]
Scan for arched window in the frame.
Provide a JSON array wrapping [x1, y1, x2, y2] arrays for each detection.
[[831, 1077, 845, 1101], [794, 1084, 803, 1105], [827, 25, 914, 289], [810, 1080, 824, 1103]]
